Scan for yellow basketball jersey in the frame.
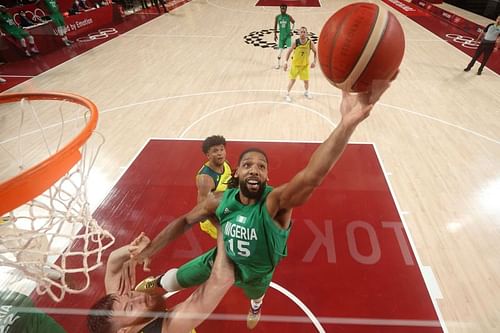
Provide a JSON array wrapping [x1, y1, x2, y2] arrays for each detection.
[[291, 39, 311, 67]]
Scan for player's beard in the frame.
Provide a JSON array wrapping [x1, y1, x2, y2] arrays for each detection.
[[239, 178, 267, 200]]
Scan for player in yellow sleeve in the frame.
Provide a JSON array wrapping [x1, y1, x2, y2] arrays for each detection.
[[196, 135, 232, 239], [283, 26, 317, 103]]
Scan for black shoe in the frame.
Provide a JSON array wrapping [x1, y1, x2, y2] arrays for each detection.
[[477, 70, 482, 75], [463, 67, 471, 72]]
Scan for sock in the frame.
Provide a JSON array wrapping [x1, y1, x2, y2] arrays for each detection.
[[251, 296, 264, 311], [159, 268, 182, 291]]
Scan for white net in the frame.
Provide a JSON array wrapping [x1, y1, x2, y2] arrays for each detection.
[[0, 93, 115, 302]]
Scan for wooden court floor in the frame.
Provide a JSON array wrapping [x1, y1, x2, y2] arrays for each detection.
[[1, 1, 499, 332]]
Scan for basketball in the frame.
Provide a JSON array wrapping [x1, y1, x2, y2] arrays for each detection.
[[318, 3, 405, 92]]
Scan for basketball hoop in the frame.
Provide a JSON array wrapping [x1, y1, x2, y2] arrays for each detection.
[[0, 92, 115, 302]]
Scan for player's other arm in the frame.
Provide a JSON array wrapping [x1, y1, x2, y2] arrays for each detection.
[[283, 42, 296, 71], [163, 225, 234, 332], [289, 15, 295, 33], [267, 82, 395, 217], [131, 193, 222, 263], [274, 15, 278, 41], [105, 233, 150, 293], [310, 41, 317, 68], [196, 174, 215, 203]]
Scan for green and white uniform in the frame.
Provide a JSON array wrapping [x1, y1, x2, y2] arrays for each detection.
[[44, 0, 65, 27], [0, 12, 29, 40], [0, 291, 66, 333], [276, 14, 293, 48], [176, 186, 291, 299]]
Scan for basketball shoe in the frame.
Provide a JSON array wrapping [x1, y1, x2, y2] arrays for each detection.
[[135, 276, 166, 295], [246, 305, 262, 329]]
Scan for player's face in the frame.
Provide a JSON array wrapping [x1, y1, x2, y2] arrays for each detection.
[[111, 291, 165, 327], [236, 151, 268, 200], [280, 6, 286, 14], [299, 28, 307, 39], [206, 144, 226, 167]]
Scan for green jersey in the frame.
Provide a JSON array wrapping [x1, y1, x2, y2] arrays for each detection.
[[216, 186, 290, 284], [276, 14, 292, 37], [0, 291, 66, 333], [44, 0, 60, 14]]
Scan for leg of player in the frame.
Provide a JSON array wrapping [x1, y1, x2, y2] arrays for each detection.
[[247, 295, 264, 329], [276, 48, 283, 69], [285, 78, 295, 102], [304, 79, 312, 99]]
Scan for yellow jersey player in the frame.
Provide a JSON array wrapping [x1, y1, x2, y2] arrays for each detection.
[[283, 26, 317, 102], [196, 135, 232, 239]]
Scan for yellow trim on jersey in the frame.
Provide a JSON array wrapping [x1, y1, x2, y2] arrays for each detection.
[[215, 161, 232, 192]]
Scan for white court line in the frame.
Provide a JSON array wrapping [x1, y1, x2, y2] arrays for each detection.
[[178, 100, 336, 137], [372, 143, 449, 333], [2, 89, 498, 146], [270, 281, 325, 333], [123, 33, 227, 38], [0, 75, 36, 78]]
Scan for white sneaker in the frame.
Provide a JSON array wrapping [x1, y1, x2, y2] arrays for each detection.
[[285, 95, 292, 103], [304, 91, 313, 99], [0, 77, 6, 83], [274, 64, 280, 69]]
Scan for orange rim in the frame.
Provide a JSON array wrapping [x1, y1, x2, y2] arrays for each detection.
[[0, 92, 98, 216]]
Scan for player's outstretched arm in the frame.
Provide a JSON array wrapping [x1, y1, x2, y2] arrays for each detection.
[[268, 80, 395, 215], [163, 224, 234, 332], [130, 193, 222, 269], [105, 232, 150, 293]]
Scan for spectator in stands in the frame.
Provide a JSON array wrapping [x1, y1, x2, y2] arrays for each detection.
[[78, 0, 91, 10], [18, 11, 35, 27], [152, 0, 168, 14], [464, 15, 500, 75], [42, 0, 74, 46], [140, 0, 150, 10], [69, 0, 83, 15], [0, 5, 39, 57]]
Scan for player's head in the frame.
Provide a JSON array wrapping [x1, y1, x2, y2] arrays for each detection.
[[233, 148, 269, 200], [280, 4, 287, 14], [202, 135, 227, 167], [87, 291, 164, 333], [299, 26, 308, 38]]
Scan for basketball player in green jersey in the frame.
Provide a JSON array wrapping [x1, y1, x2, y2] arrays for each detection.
[[42, 0, 73, 46], [132, 79, 396, 329], [0, 291, 66, 333], [196, 135, 232, 239], [274, 4, 295, 69], [0, 5, 39, 57], [284, 26, 317, 102]]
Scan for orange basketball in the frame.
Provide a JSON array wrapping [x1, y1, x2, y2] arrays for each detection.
[[318, 3, 405, 92]]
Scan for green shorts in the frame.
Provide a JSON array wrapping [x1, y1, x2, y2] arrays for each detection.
[[4, 26, 29, 40], [176, 248, 274, 300], [278, 34, 292, 49]]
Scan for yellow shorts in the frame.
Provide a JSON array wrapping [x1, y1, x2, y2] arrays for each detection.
[[289, 65, 309, 81]]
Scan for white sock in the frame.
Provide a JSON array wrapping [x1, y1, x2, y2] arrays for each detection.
[[251, 296, 264, 310], [159, 268, 183, 291]]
